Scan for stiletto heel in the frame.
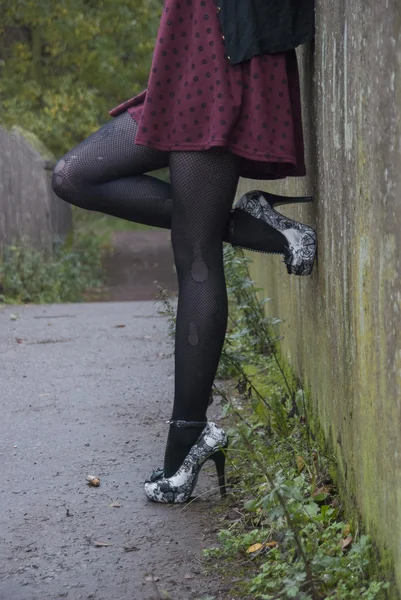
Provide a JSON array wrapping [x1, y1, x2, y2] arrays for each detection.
[[144, 422, 229, 504], [233, 190, 317, 276], [209, 447, 227, 497], [267, 192, 313, 208]]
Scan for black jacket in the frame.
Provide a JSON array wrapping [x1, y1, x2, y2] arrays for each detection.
[[215, 0, 315, 65]]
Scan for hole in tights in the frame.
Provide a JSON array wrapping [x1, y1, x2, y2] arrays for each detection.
[[188, 321, 199, 346], [191, 259, 209, 282], [54, 159, 65, 174]]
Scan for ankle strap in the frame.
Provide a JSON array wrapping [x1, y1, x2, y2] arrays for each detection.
[[167, 420, 207, 428]]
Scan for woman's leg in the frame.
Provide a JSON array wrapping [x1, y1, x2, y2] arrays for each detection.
[[52, 112, 286, 253], [52, 112, 172, 228], [162, 149, 242, 477]]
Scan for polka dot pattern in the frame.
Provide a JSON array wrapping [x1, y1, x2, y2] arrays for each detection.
[[109, 0, 305, 180]]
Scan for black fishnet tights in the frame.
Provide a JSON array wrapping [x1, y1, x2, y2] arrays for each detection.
[[52, 112, 286, 477], [163, 149, 241, 475], [52, 113, 172, 228]]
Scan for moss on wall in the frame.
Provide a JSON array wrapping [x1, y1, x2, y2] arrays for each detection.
[[237, 0, 401, 594]]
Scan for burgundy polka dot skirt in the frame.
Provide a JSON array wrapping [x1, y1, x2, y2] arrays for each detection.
[[109, 0, 306, 181]]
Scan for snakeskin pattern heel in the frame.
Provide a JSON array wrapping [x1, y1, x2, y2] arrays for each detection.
[[262, 191, 313, 208], [233, 190, 316, 276], [144, 422, 228, 504]]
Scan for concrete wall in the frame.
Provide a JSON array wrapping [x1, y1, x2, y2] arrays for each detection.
[[238, 1, 401, 591], [0, 126, 72, 252]]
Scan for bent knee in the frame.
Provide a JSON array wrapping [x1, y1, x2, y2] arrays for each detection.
[[52, 155, 85, 204], [52, 157, 70, 199]]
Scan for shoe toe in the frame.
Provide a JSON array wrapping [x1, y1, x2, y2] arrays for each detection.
[[144, 480, 183, 504], [143, 481, 155, 497], [144, 481, 168, 502]]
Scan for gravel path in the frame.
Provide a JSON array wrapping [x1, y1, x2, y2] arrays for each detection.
[[0, 301, 227, 600]]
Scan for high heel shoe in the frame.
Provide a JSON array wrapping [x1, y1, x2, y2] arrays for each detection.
[[144, 421, 228, 504], [233, 190, 317, 276], [263, 191, 313, 208]]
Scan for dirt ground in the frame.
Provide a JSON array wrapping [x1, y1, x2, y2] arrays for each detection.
[[103, 230, 178, 302], [0, 231, 234, 600]]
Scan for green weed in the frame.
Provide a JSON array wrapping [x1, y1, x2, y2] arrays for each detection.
[[0, 231, 107, 304]]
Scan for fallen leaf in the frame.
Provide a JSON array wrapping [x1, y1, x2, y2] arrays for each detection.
[[114, 324, 126, 328], [184, 573, 194, 579], [313, 485, 332, 495], [145, 576, 160, 582], [10, 314, 19, 321], [124, 545, 139, 552], [247, 543, 263, 554], [93, 541, 112, 547], [341, 535, 353, 551], [312, 486, 331, 503], [108, 501, 121, 508], [343, 524, 351, 537], [246, 541, 277, 554], [296, 455, 305, 472], [15, 338, 24, 344], [86, 475, 100, 487]]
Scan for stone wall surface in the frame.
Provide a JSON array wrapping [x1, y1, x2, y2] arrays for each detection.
[[237, 1, 401, 591], [0, 126, 72, 252]]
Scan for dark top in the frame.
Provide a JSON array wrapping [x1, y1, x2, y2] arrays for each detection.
[[109, 0, 306, 180], [216, 0, 315, 65]]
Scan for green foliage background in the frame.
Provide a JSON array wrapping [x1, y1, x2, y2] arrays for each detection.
[[0, 0, 162, 156]]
